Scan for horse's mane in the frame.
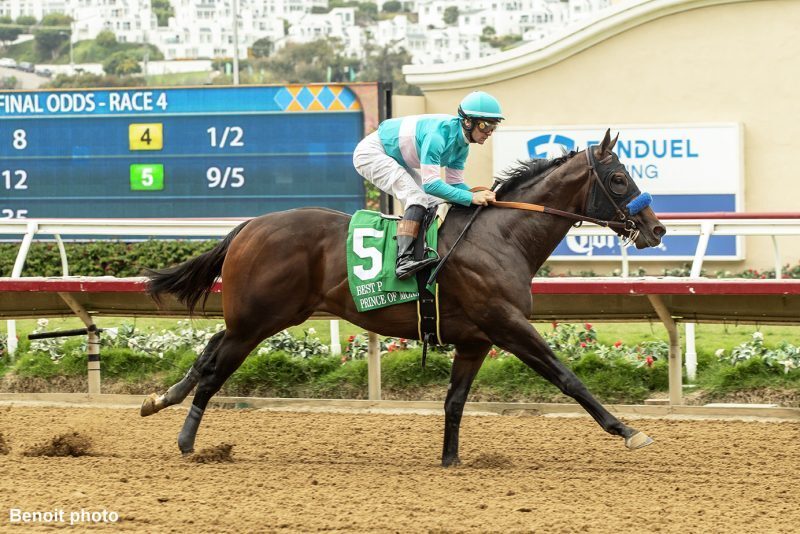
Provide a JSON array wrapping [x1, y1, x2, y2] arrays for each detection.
[[498, 151, 578, 192]]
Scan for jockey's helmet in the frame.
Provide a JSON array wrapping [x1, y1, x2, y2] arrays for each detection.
[[458, 91, 505, 121]]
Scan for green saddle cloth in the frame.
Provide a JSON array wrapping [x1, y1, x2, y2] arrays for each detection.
[[346, 209, 438, 313]]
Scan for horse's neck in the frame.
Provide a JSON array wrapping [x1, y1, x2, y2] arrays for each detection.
[[496, 163, 590, 276]]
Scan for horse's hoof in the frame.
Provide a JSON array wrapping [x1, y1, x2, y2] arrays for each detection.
[[441, 456, 461, 468], [625, 431, 654, 450], [140, 393, 161, 417]]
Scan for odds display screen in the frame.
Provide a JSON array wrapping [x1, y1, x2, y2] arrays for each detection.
[[0, 85, 367, 219]]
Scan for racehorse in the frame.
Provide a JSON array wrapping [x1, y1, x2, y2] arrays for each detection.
[[142, 130, 666, 466]]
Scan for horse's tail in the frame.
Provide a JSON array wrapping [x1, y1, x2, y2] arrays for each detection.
[[146, 220, 250, 314]]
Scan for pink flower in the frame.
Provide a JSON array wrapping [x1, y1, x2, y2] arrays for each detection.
[[580, 342, 587, 348], [584, 323, 593, 330], [489, 348, 498, 358], [646, 356, 654, 367], [614, 341, 622, 348]]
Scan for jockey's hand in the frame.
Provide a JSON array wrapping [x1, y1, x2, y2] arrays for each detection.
[[471, 189, 495, 206]]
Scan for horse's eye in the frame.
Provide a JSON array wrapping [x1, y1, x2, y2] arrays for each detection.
[[609, 173, 628, 195]]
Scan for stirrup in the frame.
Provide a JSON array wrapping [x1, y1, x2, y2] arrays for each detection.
[[423, 246, 440, 262], [396, 257, 438, 280]]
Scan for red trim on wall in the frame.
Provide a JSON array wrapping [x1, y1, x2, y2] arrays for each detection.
[[1, 277, 799, 296]]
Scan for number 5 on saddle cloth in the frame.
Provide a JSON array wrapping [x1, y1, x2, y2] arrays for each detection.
[[346, 207, 442, 362]]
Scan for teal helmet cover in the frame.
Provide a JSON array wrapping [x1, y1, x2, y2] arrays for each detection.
[[458, 91, 505, 120]]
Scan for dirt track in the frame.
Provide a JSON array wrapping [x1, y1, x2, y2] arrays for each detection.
[[1, 406, 799, 532]]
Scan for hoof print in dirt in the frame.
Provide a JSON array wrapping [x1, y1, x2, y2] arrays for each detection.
[[188, 443, 234, 463], [467, 453, 514, 469], [23, 431, 93, 457]]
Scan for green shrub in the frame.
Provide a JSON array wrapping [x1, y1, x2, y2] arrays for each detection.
[[13, 353, 63, 378], [311, 359, 368, 398], [381, 350, 450, 388], [228, 351, 310, 396], [0, 240, 216, 277], [306, 355, 342, 379], [473, 356, 557, 400], [703, 357, 774, 392], [97, 348, 167, 380], [572, 354, 644, 403]]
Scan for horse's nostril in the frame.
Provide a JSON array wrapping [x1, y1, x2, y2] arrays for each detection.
[[653, 225, 666, 238]]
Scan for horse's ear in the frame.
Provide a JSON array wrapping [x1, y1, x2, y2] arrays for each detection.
[[609, 132, 619, 153], [598, 128, 612, 156]]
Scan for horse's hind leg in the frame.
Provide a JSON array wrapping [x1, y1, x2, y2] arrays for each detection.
[[140, 330, 225, 417], [176, 329, 262, 454], [442, 343, 491, 467]]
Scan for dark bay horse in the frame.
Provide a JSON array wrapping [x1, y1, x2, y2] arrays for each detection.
[[142, 130, 666, 466]]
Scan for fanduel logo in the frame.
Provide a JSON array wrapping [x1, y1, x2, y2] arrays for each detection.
[[527, 134, 575, 159]]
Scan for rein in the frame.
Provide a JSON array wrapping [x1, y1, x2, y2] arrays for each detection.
[[477, 147, 638, 232], [485, 196, 631, 230]]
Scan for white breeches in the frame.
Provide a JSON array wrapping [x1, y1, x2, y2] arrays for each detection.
[[353, 131, 433, 209]]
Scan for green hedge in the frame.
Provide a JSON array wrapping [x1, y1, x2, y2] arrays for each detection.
[[5, 347, 670, 403], [0, 240, 216, 277]]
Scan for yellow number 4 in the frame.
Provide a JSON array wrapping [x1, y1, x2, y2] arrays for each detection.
[[129, 123, 164, 151]]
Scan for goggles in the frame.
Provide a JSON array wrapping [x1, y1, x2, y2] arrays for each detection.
[[475, 119, 499, 134]]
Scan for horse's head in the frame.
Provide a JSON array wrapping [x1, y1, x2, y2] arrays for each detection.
[[584, 129, 666, 249]]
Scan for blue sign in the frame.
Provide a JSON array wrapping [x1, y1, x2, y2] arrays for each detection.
[[0, 85, 367, 219], [495, 125, 743, 260]]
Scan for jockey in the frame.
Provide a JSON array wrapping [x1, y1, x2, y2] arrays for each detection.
[[353, 90, 504, 280]]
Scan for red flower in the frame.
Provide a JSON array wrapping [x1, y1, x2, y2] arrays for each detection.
[[580, 342, 587, 348], [348, 335, 355, 342], [646, 356, 654, 367], [584, 323, 593, 330], [614, 341, 622, 348], [489, 348, 498, 358], [551, 321, 559, 329]]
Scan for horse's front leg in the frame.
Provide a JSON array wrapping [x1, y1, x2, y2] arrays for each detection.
[[493, 317, 653, 450], [442, 343, 491, 467]]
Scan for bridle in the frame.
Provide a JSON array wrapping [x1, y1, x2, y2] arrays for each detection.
[[484, 146, 642, 241]]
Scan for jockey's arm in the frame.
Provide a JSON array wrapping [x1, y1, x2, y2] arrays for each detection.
[[419, 136, 473, 206], [422, 174, 473, 206]]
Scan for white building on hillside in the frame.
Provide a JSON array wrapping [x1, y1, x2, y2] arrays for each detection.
[[0, 0, 67, 20], [153, 1, 286, 59], [372, 15, 411, 50], [406, 0, 609, 64], [3, 0, 610, 66], [283, 7, 365, 58], [406, 25, 485, 64]]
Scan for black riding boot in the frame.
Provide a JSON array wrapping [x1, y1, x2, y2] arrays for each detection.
[[396, 204, 438, 280]]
